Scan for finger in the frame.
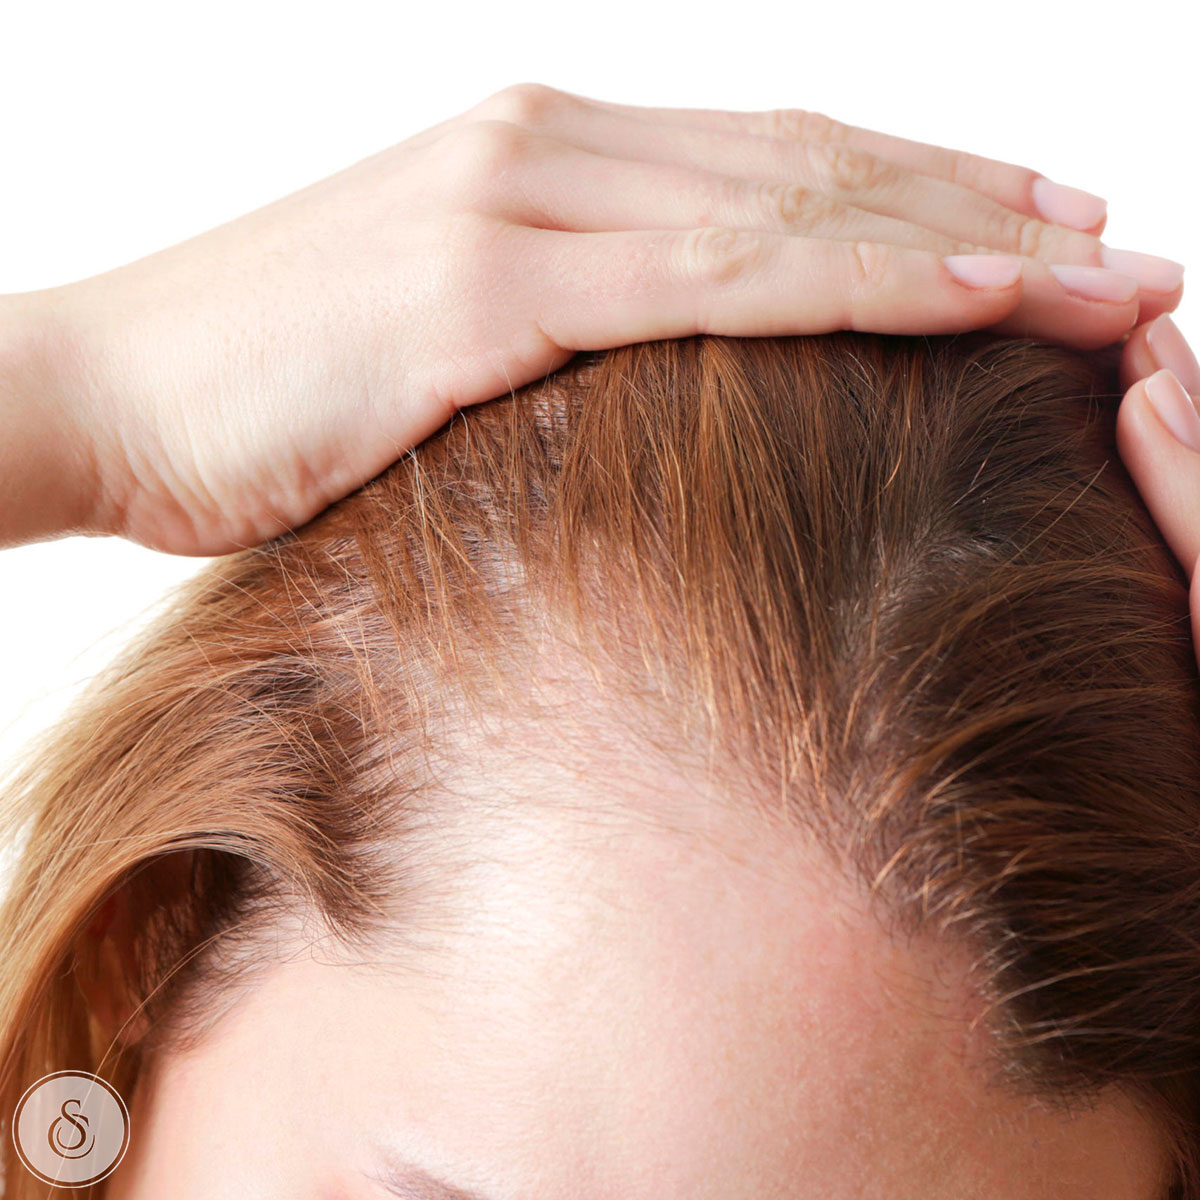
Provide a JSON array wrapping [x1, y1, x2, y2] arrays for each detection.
[[1190, 568, 1200, 677], [1123, 281, 1187, 329], [471, 138, 1147, 348], [548, 85, 1109, 234], [458, 118, 1180, 321], [492, 110, 1099, 258], [1115, 369, 1200, 581], [985, 262, 1146, 349], [511, 225, 1148, 354], [471, 135, 1008, 254], [1121, 320, 1164, 392], [459, 125, 1183, 323], [1119, 314, 1200, 394]]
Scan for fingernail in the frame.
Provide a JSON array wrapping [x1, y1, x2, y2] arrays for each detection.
[[1146, 314, 1200, 395], [943, 254, 1023, 289], [1031, 176, 1108, 231], [1100, 246, 1185, 292], [1048, 263, 1138, 303], [1145, 369, 1200, 454]]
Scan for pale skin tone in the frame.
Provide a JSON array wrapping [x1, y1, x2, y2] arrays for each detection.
[[1, 86, 1195, 1192], [0, 84, 1191, 555], [102, 773, 1173, 1200]]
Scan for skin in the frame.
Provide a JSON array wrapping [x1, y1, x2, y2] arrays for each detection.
[[0, 81, 1186, 558], [0, 86, 1192, 1196], [103, 776, 1172, 1200], [1117, 317, 1200, 655], [2, 85, 1194, 657]]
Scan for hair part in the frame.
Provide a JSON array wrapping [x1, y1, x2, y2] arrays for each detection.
[[2, 331, 1198, 1198]]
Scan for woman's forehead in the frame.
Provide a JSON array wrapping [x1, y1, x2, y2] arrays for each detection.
[[111, 804, 1174, 1200]]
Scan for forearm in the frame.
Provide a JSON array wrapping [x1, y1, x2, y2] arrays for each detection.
[[0, 289, 101, 549]]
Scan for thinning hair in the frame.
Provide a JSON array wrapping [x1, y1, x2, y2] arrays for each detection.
[[2, 331, 1198, 1198]]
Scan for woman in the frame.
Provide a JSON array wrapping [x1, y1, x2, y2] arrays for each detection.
[[1, 85, 1198, 1198]]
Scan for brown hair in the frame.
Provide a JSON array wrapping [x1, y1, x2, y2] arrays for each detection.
[[2, 331, 1198, 1197]]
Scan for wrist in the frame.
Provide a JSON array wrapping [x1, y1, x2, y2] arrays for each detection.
[[0, 285, 109, 547]]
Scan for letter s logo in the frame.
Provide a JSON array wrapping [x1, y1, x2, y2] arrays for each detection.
[[48, 1097, 96, 1159], [13, 1071, 129, 1185]]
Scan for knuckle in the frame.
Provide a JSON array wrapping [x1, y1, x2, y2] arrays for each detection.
[[806, 142, 892, 194], [943, 148, 976, 190], [755, 180, 840, 234], [765, 107, 849, 143], [475, 81, 563, 127], [848, 240, 892, 289], [435, 120, 538, 197], [1000, 208, 1052, 259], [678, 225, 766, 287], [1017, 218, 1056, 261]]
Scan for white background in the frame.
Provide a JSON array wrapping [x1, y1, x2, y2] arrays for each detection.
[[0, 0, 1195, 798]]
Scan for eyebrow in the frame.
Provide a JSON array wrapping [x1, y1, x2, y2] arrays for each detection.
[[364, 1158, 500, 1200]]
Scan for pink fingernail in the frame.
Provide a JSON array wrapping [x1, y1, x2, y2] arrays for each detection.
[[1145, 369, 1200, 454], [943, 254, 1023, 289], [1048, 264, 1138, 303], [1146, 314, 1200, 395], [1100, 246, 1185, 292], [1031, 176, 1108, 231]]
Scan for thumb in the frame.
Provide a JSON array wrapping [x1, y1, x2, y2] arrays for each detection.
[[1191, 565, 1200, 672], [1116, 368, 1200, 584]]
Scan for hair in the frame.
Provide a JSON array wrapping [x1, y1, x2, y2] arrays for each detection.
[[1, 330, 1198, 1198]]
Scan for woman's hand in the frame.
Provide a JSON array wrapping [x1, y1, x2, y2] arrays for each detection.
[[1115, 319, 1200, 665], [13, 81, 1185, 556]]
